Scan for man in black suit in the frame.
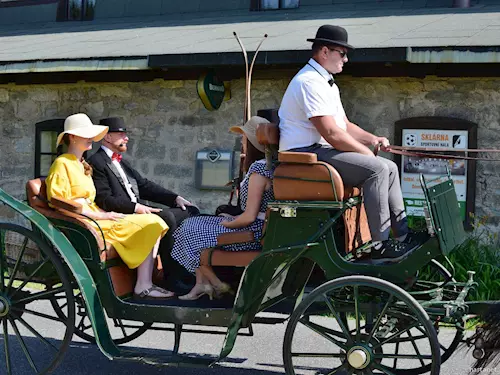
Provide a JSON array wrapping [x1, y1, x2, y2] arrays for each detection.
[[88, 117, 198, 292]]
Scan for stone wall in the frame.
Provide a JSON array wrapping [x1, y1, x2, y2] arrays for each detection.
[[1, 75, 500, 231]]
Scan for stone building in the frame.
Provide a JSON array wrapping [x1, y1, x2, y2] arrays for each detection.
[[1, 0, 500, 231]]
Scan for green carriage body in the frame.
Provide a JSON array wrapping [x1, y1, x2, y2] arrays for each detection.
[[0, 161, 479, 374]]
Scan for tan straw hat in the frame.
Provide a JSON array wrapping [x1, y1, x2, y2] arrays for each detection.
[[57, 113, 109, 146], [229, 116, 270, 153]]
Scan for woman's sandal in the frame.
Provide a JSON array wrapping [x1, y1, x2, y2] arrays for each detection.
[[133, 285, 175, 300]]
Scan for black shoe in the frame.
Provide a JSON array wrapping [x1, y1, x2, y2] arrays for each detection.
[[371, 239, 418, 263]]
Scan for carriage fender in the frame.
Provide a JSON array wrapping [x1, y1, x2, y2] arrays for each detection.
[[0, 188, 121, 359]]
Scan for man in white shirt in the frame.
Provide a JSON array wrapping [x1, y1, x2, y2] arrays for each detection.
[[279, 25, 426, 261], [88, 117, 199, 292]]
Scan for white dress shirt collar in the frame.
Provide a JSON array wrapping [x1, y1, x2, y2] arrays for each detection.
[[100, 146, 137, 204], [101, 145, 115, 159], [307, 58, 334, 83]]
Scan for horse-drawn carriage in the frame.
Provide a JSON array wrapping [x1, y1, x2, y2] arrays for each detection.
[[0, 112, 494, 375]]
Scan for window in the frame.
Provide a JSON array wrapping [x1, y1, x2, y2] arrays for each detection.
[[66, 0, 95, 21], [250, 0, 299, 11], [35, 119, 65, 178], [0, 0, 59, 7]]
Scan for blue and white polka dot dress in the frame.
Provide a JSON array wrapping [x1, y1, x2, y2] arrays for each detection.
[[171, 160, 275, 273]]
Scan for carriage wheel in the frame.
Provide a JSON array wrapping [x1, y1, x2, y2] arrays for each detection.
[[283, 275, 441, 375], [0, 223, 75, 375], [49, 288, 151, 345]]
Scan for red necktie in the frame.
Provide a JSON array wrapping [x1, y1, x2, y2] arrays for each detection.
[[112, 152, 122, 162]]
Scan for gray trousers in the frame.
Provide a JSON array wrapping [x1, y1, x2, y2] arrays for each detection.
[[291, 144, 408, 241]]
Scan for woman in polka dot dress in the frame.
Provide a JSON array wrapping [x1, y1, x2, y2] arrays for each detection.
[[171, 116, 275, 301]]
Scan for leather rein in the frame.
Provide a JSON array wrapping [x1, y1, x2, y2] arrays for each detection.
[[378, 145, 500, 161]]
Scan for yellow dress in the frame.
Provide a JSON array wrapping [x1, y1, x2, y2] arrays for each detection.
[[46, 154, 169, 269]]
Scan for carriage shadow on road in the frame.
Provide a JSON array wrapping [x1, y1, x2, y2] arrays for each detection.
[[0, 335, 286, 375]]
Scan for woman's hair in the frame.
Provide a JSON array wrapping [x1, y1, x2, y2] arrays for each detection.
[[243, 139, 265, 172], [61, 133, 93, 176]]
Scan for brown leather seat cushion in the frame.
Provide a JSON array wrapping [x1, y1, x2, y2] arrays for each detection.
[[274, 152, 360, 202], [199, 230, 260, 267], [200, 250, 260, 267]]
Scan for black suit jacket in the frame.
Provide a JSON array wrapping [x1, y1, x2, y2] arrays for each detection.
[[88, 147, 178, 214]]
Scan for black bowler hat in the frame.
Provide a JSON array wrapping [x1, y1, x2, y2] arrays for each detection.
[[99, 117, 127, 132], [307, 25, 354, 50]]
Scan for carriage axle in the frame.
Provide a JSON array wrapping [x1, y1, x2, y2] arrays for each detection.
[[347, 346, 371, 369]]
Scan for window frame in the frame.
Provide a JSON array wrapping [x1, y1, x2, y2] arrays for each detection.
[[0, 0, 59, 9], [35, 119, 65, 178]]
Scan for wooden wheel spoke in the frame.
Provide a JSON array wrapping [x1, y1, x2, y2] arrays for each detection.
[[393, 341, 399, 369], [291, 352, 346, 358], [9, 257, 50, 299], [10, 311, 59, 352], [115, 319, 127, 338], [322, 294, 353, 344], [12, 286, 66, 305], [76, 314, 90, 331], [298, 318, 348, 350], [354, 285, 360, 342], [58, 301, 68, 310], [373, 321, 420, 349], [2, 319, 12, 375], [374, 353, 433, 360], [5, 236, 29, 293], [367, 294, 394, 342], [407, 330, 426, 366], [9, 317, 39, 373], [12, 306, 65, 324], [0, 235, 6, 292]]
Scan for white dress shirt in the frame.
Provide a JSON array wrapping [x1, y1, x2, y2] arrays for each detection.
[[278, 58, 347, 151], [101, 146, 138, 205]]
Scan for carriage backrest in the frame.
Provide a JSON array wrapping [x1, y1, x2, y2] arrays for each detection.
[[26, 178, 105, 249], [26, 178, 49, 211], [255, 121, 348, 201], [26, 178, 136, 297]]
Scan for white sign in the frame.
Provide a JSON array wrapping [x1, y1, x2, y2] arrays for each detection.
[[401, 128, 468, 218]]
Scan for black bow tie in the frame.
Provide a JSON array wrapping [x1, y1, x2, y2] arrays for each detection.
[[328, 78, 335, 87]]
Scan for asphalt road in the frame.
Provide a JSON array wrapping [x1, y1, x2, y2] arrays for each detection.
[[1, 305, 482, 375]]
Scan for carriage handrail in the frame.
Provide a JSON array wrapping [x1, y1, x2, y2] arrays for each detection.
[[0, 187, 121, 359], [49, 195, 108, 254]]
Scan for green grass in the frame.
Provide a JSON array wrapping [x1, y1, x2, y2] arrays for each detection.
[[418, 223, 500, 302]]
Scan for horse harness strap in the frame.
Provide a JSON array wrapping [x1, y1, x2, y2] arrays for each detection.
[[386, 145, 500, 161]]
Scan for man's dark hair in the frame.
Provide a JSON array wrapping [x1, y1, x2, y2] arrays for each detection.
[[312, 42, 339, 55], [312, 42, 326, 55]]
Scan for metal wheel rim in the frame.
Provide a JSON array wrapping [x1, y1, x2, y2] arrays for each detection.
[[283, 275, 441, 375], [1, 223, 75, 375], [49, 286, 151, 345]]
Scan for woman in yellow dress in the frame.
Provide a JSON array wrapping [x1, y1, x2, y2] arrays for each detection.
[[46, 113, 174, 299]]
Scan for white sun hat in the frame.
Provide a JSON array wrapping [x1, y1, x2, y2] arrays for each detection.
[[56, 113, 109, 146], [229, 116, 270, 153]]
